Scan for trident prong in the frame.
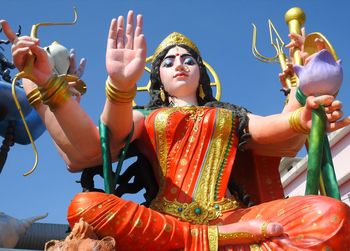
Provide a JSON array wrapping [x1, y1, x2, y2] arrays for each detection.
[[253, 19, 297, 89], [252, 23, 279, 63], [268, 19, 285, 56], [269, 19, 298, 88]]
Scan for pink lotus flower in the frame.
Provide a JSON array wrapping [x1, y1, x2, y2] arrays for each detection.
[[294, 49, 342, 96]]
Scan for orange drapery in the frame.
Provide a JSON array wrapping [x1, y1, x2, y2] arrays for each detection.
[[68, 107, 350, 250]]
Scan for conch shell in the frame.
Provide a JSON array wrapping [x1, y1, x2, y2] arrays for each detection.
[[44, 41, 70, 75], [294, 49, 343, 96], [0, 211, 48, 248]]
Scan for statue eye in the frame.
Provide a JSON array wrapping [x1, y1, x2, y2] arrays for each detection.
[[183, 57, 196, 65], [162, 58, 174, 68]]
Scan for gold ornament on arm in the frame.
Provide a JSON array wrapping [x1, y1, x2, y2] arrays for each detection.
[[11, 7, 79, 176]]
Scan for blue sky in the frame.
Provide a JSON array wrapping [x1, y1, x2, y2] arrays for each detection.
[[0, 0, 349, 224]]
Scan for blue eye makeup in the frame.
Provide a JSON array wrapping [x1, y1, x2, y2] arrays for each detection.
[[183, 57, 196, 65], [161, 54, 197, 68], [161, 58, 174, 68]]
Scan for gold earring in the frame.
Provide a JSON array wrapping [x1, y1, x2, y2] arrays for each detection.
[[160, 87, 166, 102], [199, 84, 205, 99]]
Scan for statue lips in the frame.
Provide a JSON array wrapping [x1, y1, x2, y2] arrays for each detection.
[[294, 49, 343, 96], [173, 72, 188, 79]]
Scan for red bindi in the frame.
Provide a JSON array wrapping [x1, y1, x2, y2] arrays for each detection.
[[175, 53, 180, 56]]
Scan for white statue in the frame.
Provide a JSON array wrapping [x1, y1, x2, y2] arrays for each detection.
[[0, 211, 48, 248]]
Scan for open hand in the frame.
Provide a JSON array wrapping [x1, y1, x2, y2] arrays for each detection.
[[67, 48, 86, 102], [286, 28, 327, 65], [106, 11, 147, 92]]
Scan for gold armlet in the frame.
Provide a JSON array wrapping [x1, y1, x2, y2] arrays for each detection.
[[207, 226, 218, 251], [288, 107, 310, 134], [105, 79, 136, 104], [39, 75, 71, 111], [26, 88, 42, 107]]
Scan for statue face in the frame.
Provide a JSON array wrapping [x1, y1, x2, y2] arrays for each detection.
[[159, 46, 200, 99]]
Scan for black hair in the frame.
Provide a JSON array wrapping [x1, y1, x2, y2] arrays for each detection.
[[123, 43, 252, 207], [135, 43, 250, 148], [81, 42, 253, 207]]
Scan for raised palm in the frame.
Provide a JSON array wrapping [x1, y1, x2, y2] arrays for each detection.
[[106, 11, 146, 91]]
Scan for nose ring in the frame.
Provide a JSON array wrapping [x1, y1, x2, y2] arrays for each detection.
[[183, 66, 190, 72]]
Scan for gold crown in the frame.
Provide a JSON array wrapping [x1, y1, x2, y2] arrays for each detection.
[[153, 32, 200, 60]]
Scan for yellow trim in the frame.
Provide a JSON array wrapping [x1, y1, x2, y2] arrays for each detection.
[[250, 244, 263, 251], [208, 226, 218, 251], [150, 197, 239, 224], [154, 108, 175, 187], [194, 109, 233, 205]]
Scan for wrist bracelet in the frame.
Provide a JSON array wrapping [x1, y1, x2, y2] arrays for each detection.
[[26, 88, 42, 107], [289, 107, 310, 134], [39, 75, 71, 111], [105, 78, 136, 103]]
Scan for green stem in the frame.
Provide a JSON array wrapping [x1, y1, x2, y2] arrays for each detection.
[[114, 124, 134, 186], [305, 107, 326, 195], [99, 119, 114, 194], [321, 135, 341, 199], [297, 88, 340, 198]]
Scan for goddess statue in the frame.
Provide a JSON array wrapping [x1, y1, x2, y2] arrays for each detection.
[[1, 10, 350, 250]]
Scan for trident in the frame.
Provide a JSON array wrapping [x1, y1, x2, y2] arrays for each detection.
[[252, 20, 299, 91], [252, 7, 341, 200]]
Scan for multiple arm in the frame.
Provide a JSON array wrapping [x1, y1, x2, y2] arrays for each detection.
[[0, 11, 147, 171], [246, 33, 349, 156], [100, 12, 146, 149], [246, 94, 346, 156], [1, 9, 350, 248], [0, 20, 102, 170]]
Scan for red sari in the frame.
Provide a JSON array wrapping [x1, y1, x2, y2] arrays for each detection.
[[68, 107, 350, 250]]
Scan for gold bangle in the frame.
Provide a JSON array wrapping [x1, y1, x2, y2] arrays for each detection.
[[26, 88, 42, 107], [288, 107, 310, 134], [105, 79, 136, 103], [39, 75, 71, 111], [207, 226, 218, 251]]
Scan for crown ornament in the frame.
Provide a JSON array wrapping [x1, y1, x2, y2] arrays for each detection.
[[153, 32, 200, 60]]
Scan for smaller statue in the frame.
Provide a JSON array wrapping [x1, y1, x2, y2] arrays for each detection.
[[0, 211, 48, 248], [45, 218, 115, 251]]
